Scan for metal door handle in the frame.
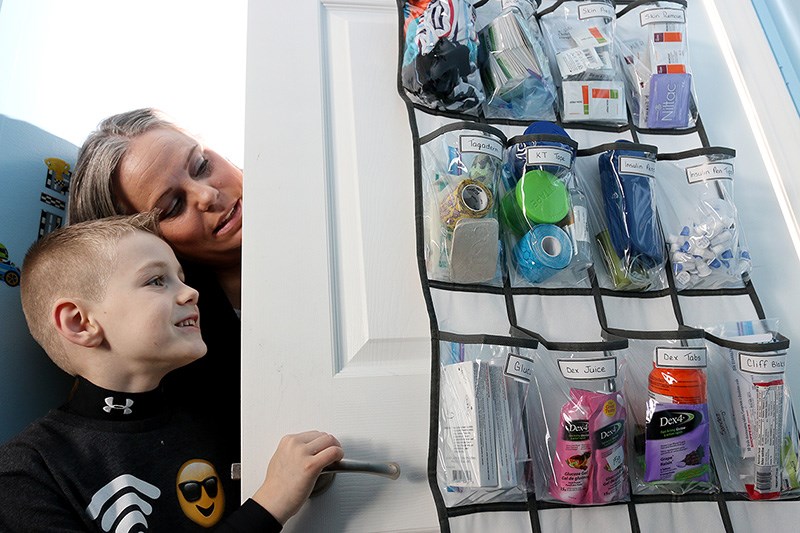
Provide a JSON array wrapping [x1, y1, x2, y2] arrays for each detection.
[[322, 459, 401, 479], [311, 459, 400, 496]]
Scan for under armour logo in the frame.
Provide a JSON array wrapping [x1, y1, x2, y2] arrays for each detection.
[[86, 474, 161, 532], [103, 397, 134, 415]]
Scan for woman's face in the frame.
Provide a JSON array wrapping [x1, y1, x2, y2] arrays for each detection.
[[115, 127, 243, 267]]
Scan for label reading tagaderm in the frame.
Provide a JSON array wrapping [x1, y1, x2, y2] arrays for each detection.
[[686, 162, 734, 184], [460, 135, 503, 159], [525, 146, 573, 169], [619, 156, 656, 178], [558, 357, 617, 380]]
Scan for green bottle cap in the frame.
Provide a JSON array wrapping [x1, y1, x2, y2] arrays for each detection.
[[515, 170, 570, 224]]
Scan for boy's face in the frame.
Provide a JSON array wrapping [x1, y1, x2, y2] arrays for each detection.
[[94, 231, 206, 375]]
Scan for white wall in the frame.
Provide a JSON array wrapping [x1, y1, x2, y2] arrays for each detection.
[[0, 0, 246, 442]]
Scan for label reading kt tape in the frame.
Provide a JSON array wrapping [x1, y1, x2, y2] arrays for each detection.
[[525, 146, 573, 169]]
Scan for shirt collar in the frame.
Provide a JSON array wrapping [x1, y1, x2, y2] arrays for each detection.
[[63, 376, 167, 421]]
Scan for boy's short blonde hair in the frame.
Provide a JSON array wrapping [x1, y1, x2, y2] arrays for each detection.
[[21, 213, 161, 374]]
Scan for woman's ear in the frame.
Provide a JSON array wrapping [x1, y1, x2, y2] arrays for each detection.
[[52, 298, 103, 348]]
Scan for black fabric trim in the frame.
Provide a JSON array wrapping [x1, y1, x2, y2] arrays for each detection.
[[419, 122, 507, 145], [429, 280, 507, 295], [576, 141, 659, 157], [511, 324, 629, 352], [506, 133, 579, 150], [656, 146, 737, 160], [617, 0, 688, 18], [438, 331, 541, 349], [598, 287, 673, 299]]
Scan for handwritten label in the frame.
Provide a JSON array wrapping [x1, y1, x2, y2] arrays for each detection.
[[558, 357, 617, 380], [619, 156, 656, 178], [655, 347, 707, 368], [686, 162, 734, 184], [640, 8, 686, 26], [459, 135, 503, 158], [739, 352, 787, 375], [525, 146, 573, 169], [578, 2, 615, 20], [504, 353, 534, 383]]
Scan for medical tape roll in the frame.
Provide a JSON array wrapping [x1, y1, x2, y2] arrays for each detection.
[[514, 224, 573, 284], [440, 178, 494, 230], [499, 170, 570, 237]]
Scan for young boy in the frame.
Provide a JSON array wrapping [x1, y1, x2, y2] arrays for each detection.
[[0, 214, 343, 531]]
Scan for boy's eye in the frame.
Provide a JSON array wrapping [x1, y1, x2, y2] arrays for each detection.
[[146, 276, 166, 287]]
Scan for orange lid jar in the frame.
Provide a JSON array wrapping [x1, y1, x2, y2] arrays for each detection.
[[648, 363, 707, 404]]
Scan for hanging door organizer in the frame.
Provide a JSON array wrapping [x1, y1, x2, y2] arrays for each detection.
[[397, 0, 800, 532]]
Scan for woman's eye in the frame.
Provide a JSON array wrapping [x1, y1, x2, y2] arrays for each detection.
[[147, 276, 166, 287], [195, 157, 210, 177], [161, 198, 184, 219]]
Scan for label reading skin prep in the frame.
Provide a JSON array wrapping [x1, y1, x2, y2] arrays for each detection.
[[578, 3, 615, 21]]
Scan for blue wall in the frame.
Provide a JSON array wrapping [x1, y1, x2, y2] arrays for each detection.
[[752, 0, 800, 115], [0, 115, 75, 443]]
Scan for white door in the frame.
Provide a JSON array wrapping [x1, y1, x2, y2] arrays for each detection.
[[241, 0, 438, 531]]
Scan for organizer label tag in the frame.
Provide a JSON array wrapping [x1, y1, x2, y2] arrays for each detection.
[[640, 8, 686, 26], [525, 146, 573, 169], [558, 357, 617, 380], [460, 136, 503, 158], [578, 3, 615, 20], [620, 156, 656, 178], [505, 353, 534, 383], [738, 352, 787, 375], [656, 347, 707, 368], [686, 162, 734, 183]]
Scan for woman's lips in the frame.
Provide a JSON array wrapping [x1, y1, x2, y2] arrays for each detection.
[[214, 199, 242, 236]]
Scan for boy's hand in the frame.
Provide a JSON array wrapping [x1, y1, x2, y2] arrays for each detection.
[[252, 431, 344, 525]]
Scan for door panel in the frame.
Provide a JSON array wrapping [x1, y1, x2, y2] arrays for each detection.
[[243, 0, 437, 530]]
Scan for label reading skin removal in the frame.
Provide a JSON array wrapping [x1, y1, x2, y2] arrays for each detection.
[[459, 136, 504, 159], [640, 8, 686, 26], [558, 357, 617, 380], [738, 352, 787, 375], [656, 347, 707, 368], [578, 3, 615, 21], [619, 156, 656, 179], [686, 162, 734, 184], [525, 146, 573, 169], [504, 353, 534, 383]]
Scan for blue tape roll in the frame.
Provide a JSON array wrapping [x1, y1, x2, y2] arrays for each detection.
[[513, 224, 573, 284]]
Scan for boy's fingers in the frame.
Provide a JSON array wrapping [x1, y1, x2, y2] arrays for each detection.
[[305, 433, 341, 456]]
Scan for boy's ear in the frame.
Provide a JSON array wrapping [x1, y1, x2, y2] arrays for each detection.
[[52, 298, 104, 348]]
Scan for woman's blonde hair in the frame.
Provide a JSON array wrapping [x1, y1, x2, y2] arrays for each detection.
[[68, 108, 189, 224]]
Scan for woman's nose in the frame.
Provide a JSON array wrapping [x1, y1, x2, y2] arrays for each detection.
[[192, 182, 220, 212]]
